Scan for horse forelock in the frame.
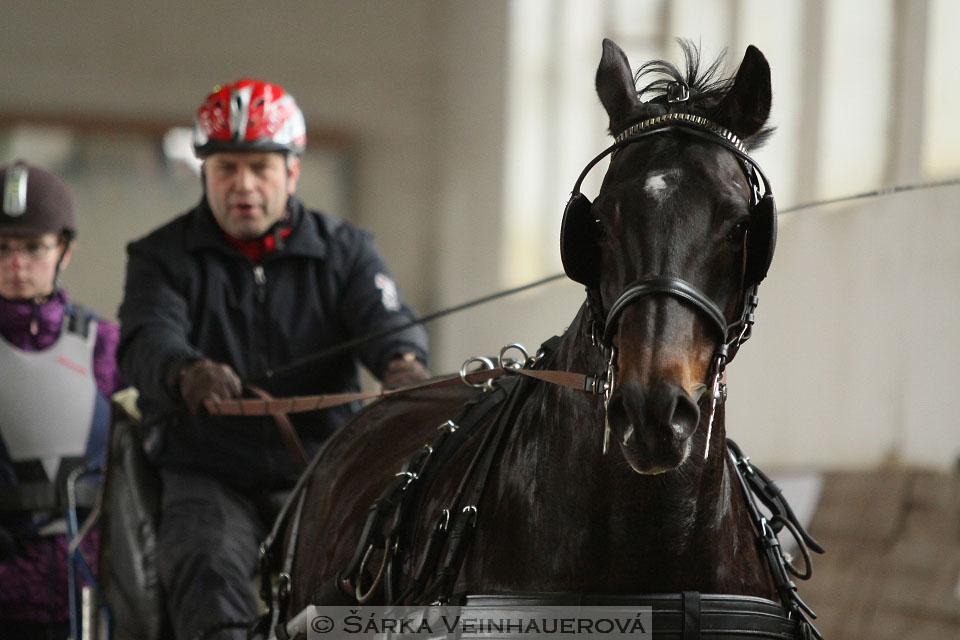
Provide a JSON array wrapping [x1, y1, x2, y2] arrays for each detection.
[[620, 39, 773, 150], [635, 40, 731, 106]]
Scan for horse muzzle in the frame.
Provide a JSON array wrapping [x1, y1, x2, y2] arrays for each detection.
[[606, 378, 702, 474]]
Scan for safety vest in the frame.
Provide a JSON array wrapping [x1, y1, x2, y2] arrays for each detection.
[[0, 306, 109, 513]]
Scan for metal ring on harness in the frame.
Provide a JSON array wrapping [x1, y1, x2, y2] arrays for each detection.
[[771, 514, 814, 581], [498, 343, 529, 371], [354, 537, 392, 604], [459, 356, 496, 390]]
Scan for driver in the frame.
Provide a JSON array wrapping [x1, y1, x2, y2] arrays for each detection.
[[117, 79, 430, 639]]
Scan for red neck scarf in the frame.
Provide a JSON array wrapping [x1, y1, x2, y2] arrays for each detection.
[[222, 225, 292, 264]]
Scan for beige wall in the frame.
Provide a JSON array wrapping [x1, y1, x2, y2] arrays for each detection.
[[727, 185, 960, 470]]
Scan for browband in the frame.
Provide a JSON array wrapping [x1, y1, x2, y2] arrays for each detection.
[[615, 112, 747, 151], [570, 119, 773, 202]]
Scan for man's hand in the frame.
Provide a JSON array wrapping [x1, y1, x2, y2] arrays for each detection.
[[382, 353, 430, 390], [178, 359, 243, 413]]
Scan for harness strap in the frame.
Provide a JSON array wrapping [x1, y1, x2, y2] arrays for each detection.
[[206, 371, 497, 417], [267, 489, 306, 634], [256, 371, 496, 574], [395, 379, 520, 603], [728, 440, 823, 554], [245, 385, 309, 469], [335, 382, 513, 605], [460, 592, 804, 639], [682, 591, 700, 640], [339, 469, 417, 600], [388, 385, 507, 603], [255, 431, 343, 634], [726, 440, 823, 640], [399, 340, 564, 604], [206, 366, 602, 418], [431, 375, 532, 603]]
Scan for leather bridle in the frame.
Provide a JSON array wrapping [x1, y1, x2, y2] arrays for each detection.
[[566, 121, 774, 457]]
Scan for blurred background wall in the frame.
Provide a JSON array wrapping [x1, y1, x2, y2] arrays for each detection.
[[1, 0, 958, 471]]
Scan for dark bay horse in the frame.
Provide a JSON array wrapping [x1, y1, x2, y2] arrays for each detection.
[[271, 38, 820, 639]]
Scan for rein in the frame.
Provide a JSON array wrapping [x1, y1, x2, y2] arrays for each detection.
[[206, 364, 602, 419], [207, 350, 608, 486]]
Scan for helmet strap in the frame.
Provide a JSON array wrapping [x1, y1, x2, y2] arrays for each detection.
[[49, 234, 72, 297]]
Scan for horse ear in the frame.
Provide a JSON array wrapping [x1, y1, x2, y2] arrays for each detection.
[[713, 45, 771, 139], [596, 38, 641, 133]]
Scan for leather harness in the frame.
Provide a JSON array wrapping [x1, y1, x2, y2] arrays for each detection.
[[246, 338, 823, 640]]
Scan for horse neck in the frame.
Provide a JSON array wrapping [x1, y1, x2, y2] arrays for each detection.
[[551, 302, 606, 383]]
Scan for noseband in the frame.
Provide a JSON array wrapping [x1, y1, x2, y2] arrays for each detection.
[[599, 275, 759, 366], [603, 276, 727, 346]]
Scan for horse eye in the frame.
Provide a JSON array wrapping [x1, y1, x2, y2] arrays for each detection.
[[726, 219, 750, 244]]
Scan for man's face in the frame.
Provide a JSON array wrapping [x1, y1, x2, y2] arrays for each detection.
[[203, 151, 300, 239]]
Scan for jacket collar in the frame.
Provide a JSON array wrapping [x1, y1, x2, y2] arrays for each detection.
[[185, 196, 327, 261]]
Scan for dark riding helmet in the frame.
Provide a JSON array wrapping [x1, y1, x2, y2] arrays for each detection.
[[192, 79, 307, 158], [0, 161, 77, 240]]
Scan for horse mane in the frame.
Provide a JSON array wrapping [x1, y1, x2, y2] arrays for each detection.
[[634, 40, 773, 149]]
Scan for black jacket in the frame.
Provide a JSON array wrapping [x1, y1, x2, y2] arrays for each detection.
[[118, 196, 428, 489]]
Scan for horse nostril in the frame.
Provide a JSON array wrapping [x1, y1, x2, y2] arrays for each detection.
[[606, 386, 638, 434], [645, 383, 698, 442], [668, 390, 700, 440]]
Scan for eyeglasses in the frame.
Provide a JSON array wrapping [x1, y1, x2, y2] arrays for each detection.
[[0, 241, 61, 261]]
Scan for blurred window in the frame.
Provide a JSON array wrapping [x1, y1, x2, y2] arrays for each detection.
[[923, 0, 960, 179]]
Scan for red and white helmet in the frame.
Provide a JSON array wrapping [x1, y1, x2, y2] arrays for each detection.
[[192, 79, 306, 158]]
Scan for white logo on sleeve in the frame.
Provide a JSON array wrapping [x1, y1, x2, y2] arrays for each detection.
[[374, 273, 401, 311]]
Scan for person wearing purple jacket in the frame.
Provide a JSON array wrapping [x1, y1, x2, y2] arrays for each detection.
[[0, 161, 124, 640]]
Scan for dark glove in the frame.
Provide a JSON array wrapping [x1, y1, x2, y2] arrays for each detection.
[[177, 359, 243, 413], [0, 525, 19, 563], [381, 353, 430, 390]]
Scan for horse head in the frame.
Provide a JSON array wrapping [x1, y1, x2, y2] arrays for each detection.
[[562, 39, 775, 475]]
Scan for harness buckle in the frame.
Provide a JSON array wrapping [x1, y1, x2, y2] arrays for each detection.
[[734, 321, 752, 349], [666, 81, 690, 103], [395, 470, 418, 487], [583, 374, 603, 395], [276, 572, 291, 599], [703, 355, 727, 459], [438, 509, 451, 532], [602, 348, 617, 455]]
